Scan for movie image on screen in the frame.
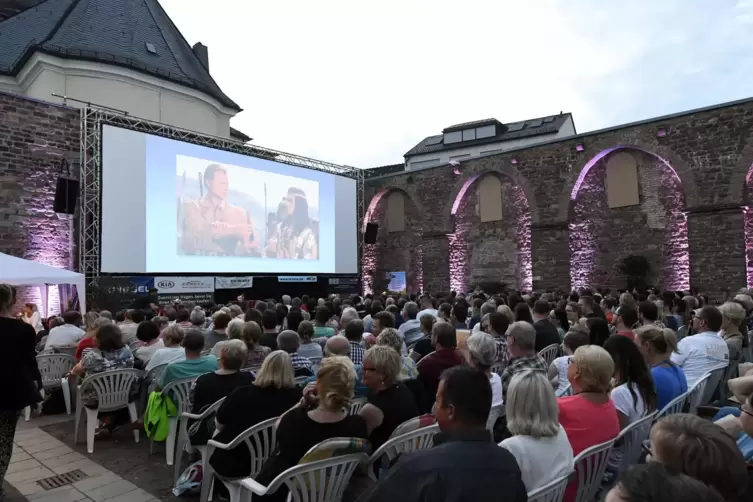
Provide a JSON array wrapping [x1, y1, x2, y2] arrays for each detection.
[[176, 157, 320, 260]]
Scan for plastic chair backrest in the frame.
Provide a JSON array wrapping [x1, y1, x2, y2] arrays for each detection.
[[161, 377, 196, 413], [79, 368, 142, 412], [701, 365, 726, 405], [527, 471, 571, 502], [556, 384, 573, 397], [390, 414, 437, 438], [686, 371, 712, 415], [144, 363, 168, 392], [572, 438, 615, 502], [36, 354, 75, 387], [676, 325, 689, 341], [348, 397, 367, 416], [487, 404, 504, 431], [264, 454, 365, 502], [54, 346, 77, 357], [368, 424, 439, 480], [719, 357, 740, 401], [615, 412, 656, 473], [300, 437, 371, 464], [655, 390, 688, 420], [538, 344, 560, 366]]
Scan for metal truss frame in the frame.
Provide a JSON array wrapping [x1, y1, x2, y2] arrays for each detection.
[[79, 107, 364, 286]]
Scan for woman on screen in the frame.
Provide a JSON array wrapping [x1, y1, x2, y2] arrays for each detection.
[[275, 187, 318, 260]]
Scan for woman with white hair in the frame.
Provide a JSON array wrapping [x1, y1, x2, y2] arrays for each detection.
[[466, 332, 503, 409], [499, 370, 573, 492], [719, 301, 746, 361], [211, 318, 245, 357], [188, 339, 254, 446]]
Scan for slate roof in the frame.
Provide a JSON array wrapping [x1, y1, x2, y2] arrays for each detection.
[[0, 0, 240, 110], [364, 163, 404, 179], [405, 113, 573, 157]]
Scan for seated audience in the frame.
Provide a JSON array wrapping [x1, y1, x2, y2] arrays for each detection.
[[605, 463, 724, 502], [145, 325, 185, 372], [499, 370, 574, 493], [613, 304, 639, 340], [671, 306, 729, 387], [410, 314, 437, 362], [501, 321, 548, 402], [399, 301, 424, 346], [586, 317, 611, 346], [719, 301, 745, 362], [45, 310, 85, 350], [69, 323, 135, 434], [158, 330, 219, 389], [377, 328, 418, 380], [285, 308, 303, 332], [296, 320, 323, 360], [313, 305, 336, 338], [648, 414, 748, 502], [302, 335, 369, 398], [558, 345, 620, 502], [602, 334, 657, 480], [417, 322, 464, 405], [204, 312, 231, 351], [240, 320, 271, 368], [277, 330, 313, 377], [188, 340, 254, 446], [363, 366, 527, 502], [133, 321, 164, 365], [634, 325, 687, 410], [359, 345, 419, 451], [259, 309, 280, 350], [466, 333, 503, 410], [151, 316, 169, 333], [532, 300, 561, 352], [451, 303, 471, 351], [345, 318, 366, 364], [210, 318, 244, 357], [118, 309, 143, 345], [75, 315, 109, 360], [209, 351, 303, 479], [256, 357, 368, 501], [549, 327, 590, 393]]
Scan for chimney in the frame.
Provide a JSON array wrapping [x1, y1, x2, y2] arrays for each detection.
[[192, 42, 209, 71]]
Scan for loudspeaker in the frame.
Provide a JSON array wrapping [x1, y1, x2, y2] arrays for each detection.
[[364, 222, 378, 244], [53, 177, 79, 214]]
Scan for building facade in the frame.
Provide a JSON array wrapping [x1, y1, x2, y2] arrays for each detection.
[[364, 98, 753, 298]]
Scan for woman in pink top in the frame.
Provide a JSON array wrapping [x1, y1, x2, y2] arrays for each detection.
[[558, 345, 620, 502]]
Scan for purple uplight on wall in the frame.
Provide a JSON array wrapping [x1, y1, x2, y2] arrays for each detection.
[[657, 128, 667, 138], [575, 143, 585, 152]]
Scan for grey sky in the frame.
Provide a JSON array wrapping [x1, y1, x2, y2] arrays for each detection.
[[161, 0, 753, 168]]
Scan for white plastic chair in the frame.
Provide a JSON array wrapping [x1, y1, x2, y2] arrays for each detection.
[[556, 384, 573, 397], [367, 423, 439, 481], [487, 404, 504, 431], [26, 354, 75, 419], [173, 397, 225, 484], [538, 344, 560, 366], [240, 453, 366, 502], [686, 371, 713, 415], [654, 390, 688, 421], [527, 471, 571, 502], [700, 365, 727, 406], [349, 397, 368, 416], [203, 416, 278, 502], [614, 412, 656, 473], [572, 438, 615, 502], [73, 368, 142, 454], [151, 376, 196, 466]]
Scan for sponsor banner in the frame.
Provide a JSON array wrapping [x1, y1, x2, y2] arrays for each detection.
[[154, 276, 215, 294], [277, 276, 317, 283], [215, 276, 254, 289], [156, 292, 214, 307], [328, 276, 360, 294]]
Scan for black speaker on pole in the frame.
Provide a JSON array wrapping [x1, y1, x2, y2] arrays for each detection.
[[53, 177, 79, 214], [364, 222, 378, 244]]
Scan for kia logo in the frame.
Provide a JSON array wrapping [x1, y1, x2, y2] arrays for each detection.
[[157, 281, 175, 288]]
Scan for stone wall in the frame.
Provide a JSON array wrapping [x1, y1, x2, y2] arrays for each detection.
[[365, 97, 753, 295], [0, 91, 80, 314]]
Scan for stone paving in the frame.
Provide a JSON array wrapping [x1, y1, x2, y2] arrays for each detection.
[[5, 414, 196, 502]]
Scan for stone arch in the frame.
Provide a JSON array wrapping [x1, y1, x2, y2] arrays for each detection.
[[448, 169, 532, 293], [567, 146, 690, 290], [362, 187, 424, 295], [555, 139, 700, 224]]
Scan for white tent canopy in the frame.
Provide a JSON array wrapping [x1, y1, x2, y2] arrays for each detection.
[[0, 253, 86, 314]]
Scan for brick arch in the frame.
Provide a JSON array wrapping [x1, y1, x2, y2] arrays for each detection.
[[446, 169, 533, 292], [443, 162, 540, 231], [362, 187, 424, 295], [554, 139, 701, 224], [566, 145, 690, 290]]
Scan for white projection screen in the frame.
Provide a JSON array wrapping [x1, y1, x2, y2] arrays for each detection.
[[100, 125, 358, 274]]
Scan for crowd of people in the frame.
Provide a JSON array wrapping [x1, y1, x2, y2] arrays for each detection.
[[1, 283, 753, 501]]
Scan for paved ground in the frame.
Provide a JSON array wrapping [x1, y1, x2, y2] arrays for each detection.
[[5, 413, 198, 502]]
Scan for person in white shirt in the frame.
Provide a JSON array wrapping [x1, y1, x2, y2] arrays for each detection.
[[671, 306, 729, 387], [44, 311, 85, 349], [499, 370, 574, 492], [398, 302, 423, 346], [118, 309, 144, 346], [22, 303, 43, 334], [145, 325, 186, 372], [415, 296, 438, 323], [548, 328, 590, 393]]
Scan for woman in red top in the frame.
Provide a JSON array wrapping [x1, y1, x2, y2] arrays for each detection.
[[75, 314, 109, 360], [558, 345, 620, 502]]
